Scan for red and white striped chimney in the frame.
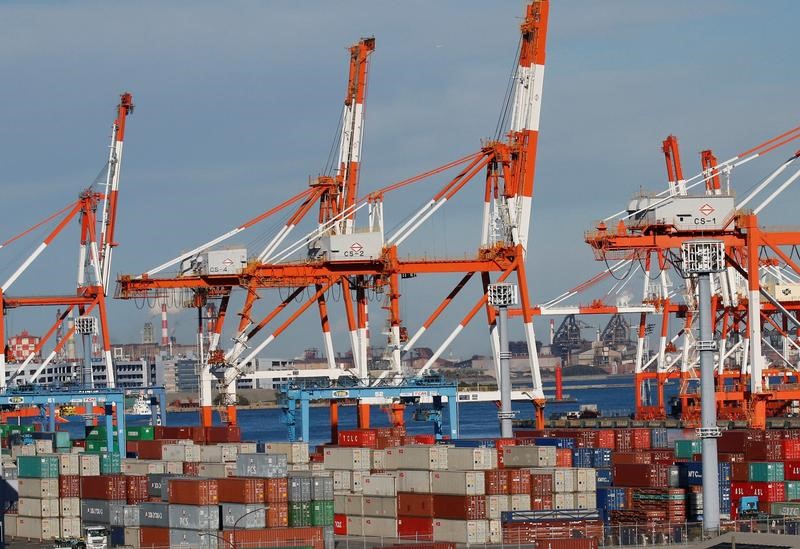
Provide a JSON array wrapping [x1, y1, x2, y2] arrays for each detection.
[[161, 303, 169, 347]]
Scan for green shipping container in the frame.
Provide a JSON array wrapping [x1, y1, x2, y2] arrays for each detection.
[[53, 431, 71, 448], [786, 481, 800, 501], [675, 439, 702, 459], [17, 456, 59, 478], [310, 500, 334, 526], [749, 462, 784, 482], [770, 502, 800, 517], [85, 439, 120, 454], [86, 427, 119, 440], [125, 426, 155, 441], [8, 425, 35, 435], [288, 502, 311, 527], [99, 452, 122, 474]]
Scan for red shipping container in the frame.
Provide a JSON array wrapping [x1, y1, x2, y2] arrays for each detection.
[[530, 473, 553, 496], [219, 478, 265, 504], [220, 526, 324, 549], [484, 470, 509, 495], [413, 434, 436, 445], [612, 464, 669, 488], [731, 463, 749, 482], [507, 469, 531, 495], [205, 425, 241, 443], [630, 428, 651, 450], [397, 516, 434, 541], [784, 460, 800, 480], [731, 481, 785, 502], [126, 475, 149, 504], [514, 429, 545, 439], [611, 452, 651, 465], [719, 453, 745, 463], [154, 426, 193, 440], [784, 440, 800, 460], [264, 477, 288, 503], [397, 493, 434, 517], [134, 440, 166, 460], [182, 462, 199, 476], [530, 494, 553, 510], [266, 502, 289, 527], [649, 450, 675, 464], [595, 429, 615, 449], [126, 441, 140, 454], [81, 475, 126, 500], [614, 429, 633, 452], [432, 495, 486, 520], [168, 478, 218, 505], [59, 475, 80, 498], [72, 440, 86, 448], [138, 527, 170, 548], [555, 448, 572, 467], [339, 429, 377, 448], [333, 514, 347, 535]]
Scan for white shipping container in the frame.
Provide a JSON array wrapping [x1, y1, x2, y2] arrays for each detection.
[[488, 519, 502, 544], [396, 470, 431, 493], [395, 446, 448, 470], [265, 442, 309, 464], [554, 493, 575, 509], [162, 444, 201, 462], [5, 513, 17, 537], [334, 494, 364, 515], [60, 497, 81, 517], [362, 516, 398, 538], [288, 463, 310, 472], [165, 461, 184, 474], [509, 494, 531, 511], [362, 474, 398, 497], [346, 516, 363, 536], [125, 527, 141, 548], [576, 468, 596, 492], [79, 453, 100, 476], [433, 519, 488, 544], [431, 471, 485, 495], [18, 478, 59, 499], [574, 491, 595, 509], [18, 497, 60, 518], [362, 496, 397, 518], [446, 448, 497, 470], [372, 449, 387, 470], [123, 459, 166, 475], [502, 446, 557, 467], [486, 495, 509, 520], [236, 442, 258, 453], [34, 440, 53, 454], [59, 517, 81, 538], [351, 470, 366, 492], [333, 470, 351, 492], [12, 444, 36, 458], [124, 505, 141, 527], [16, 516, 58, 540], [197, 463, 229, 478], [323, 448, 371, 470]]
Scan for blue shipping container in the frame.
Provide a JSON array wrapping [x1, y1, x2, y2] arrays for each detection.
[[533, 437, 575, 449], [678, 462, 732, 487], [595, 468, 613, 487], [596, 487, 626, 512], [591, 448, 612, 468], [571, 448, 593, 468], [650, 428, 669, 449]]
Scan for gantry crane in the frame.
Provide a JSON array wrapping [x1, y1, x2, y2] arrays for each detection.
[[584, 128, 800, 427], [1, 93, 134, 389], [117, 1, 552, 429]]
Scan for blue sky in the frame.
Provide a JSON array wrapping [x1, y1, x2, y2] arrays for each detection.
[[1, 1, 798, 360]]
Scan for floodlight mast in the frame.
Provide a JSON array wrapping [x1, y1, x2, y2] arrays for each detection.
[[681, 240, 724, 533], [489, 283, 518, 438]]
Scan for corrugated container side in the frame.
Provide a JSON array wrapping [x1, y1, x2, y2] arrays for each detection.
[[431, 471, 485, 495]]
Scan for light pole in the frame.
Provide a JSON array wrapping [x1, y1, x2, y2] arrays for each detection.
[[488, 283, 518, 438], [680, 240, 724, 533], [231, 504, 269, 549], [75, 315, 97, 388]]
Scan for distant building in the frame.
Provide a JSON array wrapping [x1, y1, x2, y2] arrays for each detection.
[[8, 331, 41, 362]]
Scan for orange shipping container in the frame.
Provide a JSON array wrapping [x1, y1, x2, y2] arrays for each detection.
[[265, 477, 288, 503], [220, 526, 324, 549], [168, 478, 218, 505], [266, 502, 289, 527], [507, 469, 531, 495], [138, 526, 170, 548], [59, 475, 80, 498], [219, 478, 265, 504], [81, 475, 126, 500], [555, 448, 572, 467]]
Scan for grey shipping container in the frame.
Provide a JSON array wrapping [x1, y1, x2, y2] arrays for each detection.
[[168, 504, 220, 530], [81, 499, 125, 526], [236, 453, 288, 478], [221, 503, 267, 529], [138, 502, 170, 528], [289, 476, 312, 502], [312, 476, 334, 501], [169, 528, 219, 549], [123, 504, 140, 527]]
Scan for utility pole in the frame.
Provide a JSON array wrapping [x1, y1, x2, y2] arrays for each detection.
[[488, 283, 518, 438], [681, 240, 724, 532]]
